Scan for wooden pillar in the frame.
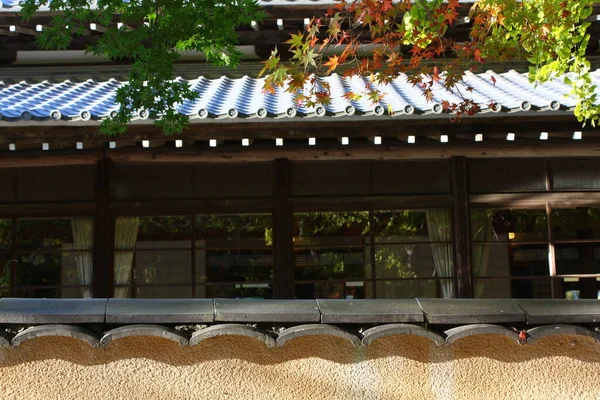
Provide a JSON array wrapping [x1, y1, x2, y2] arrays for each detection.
[[92, 157, 114, 297], [273, 158, 294, 298], [452, 156, 473, 298]]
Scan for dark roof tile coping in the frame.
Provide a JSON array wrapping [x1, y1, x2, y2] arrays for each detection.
[[0, 298, 600, 325]]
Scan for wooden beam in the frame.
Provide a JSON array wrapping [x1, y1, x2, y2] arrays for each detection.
[[5, 140, 600, 167], [92, 158, 112, 297], [291, 195, 453, 211], [273, 158, 294, 298], [8, 25, 39, 36], [470, 192, 600, 208], [0, 28, 18, 37], [89, 23, 108, 33], [452, 157, 473, 298], [0, 202, 95, 216]]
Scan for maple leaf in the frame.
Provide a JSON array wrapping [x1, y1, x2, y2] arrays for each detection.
[[301, 48, 319, 71], [258, 47, 280, 78], [381, 0, 393, 14], [432, 66, 440, 82], [285, 33, 305, 50], [327, 13, 342, 38], [423, 88, 434, 102]]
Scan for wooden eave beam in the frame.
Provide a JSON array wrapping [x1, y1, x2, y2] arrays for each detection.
[[3, 141, 600, 168], [8, 25, 39, 36], [0, 27, 17, 37]]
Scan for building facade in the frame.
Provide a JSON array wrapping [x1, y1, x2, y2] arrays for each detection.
[[1, 1, 600, 399]]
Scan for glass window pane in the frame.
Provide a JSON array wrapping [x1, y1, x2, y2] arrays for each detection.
[[293, 212, 369, 241], [119, 216, 192, 249], [295, 281, 370, 299], [0, 253, 12, 290], [375, 279, 448, 298], [16, 288, 60, 298], [375, 244, 450, 279], [473, 278, 552, 299], [556, 277, 600, 299], [17, 217, 93, 251], [0, 219, 12, 252], [201, 284, 272, 299], [373, 210, 449, 242], [294, 247, 370, 281], [196, 214, 272, 245], [472, 244, 549, 278], [16, 253, 62, 286], [14, 252, 91, 298], [133, 250, 192, 285], [471, 209, 547, 242], [555, 244, 600, 275], [135, 286, 192, 299], [553, 208, 600, 241], [199, 249, 272, 283]]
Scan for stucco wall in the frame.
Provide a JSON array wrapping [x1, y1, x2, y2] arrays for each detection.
[[0, 334, 599, 399]]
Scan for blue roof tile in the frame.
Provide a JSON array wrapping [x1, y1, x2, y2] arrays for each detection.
[[0, 70, 595, 123]]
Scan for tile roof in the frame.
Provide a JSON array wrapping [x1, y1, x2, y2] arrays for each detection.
[[0, 70, 596, 123]]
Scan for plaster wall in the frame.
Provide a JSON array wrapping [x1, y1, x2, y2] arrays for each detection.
[[0, 334, 598, 400]]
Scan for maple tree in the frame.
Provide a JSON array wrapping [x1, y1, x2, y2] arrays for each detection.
[[20, 0, 598, 134], [20, 0, 263, 135], [261, 0, 599, 125]]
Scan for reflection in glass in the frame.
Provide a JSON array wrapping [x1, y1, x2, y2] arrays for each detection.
[[470, 209, 547, 242], [375, 245, 436, 279], [555, 244, 600, 275], [553, 208, 600, 241], [17, 218, 95, 251], [114, 214, 273, 298], [135, 286, 192, 299], [0, 219, 12, 252], [372, 210, 430, 241], [295, 281, 368, 299], [473, 278, 552, 299], [555, 277, 600, 299], [118, 216, 191, 250], [0, 253, 12, 292], [470, 209, 548, 298], [203, 284, 272, 299], [294, 248, 368, 281], [196, 214, 272, 244], [376, 280, 443, 299], [293, 210, 453, 299], [134, 250, 192, 285], [201, 250, 272, 283]]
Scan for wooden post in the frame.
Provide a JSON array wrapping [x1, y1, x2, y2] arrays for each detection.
[[92, 157, 114, 297], [452, 157, 473, 298], [545, 160, 556, 298], [273, 158, 294, 298]]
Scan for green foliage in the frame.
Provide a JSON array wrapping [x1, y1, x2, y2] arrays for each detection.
[[20, 0, 264, 135]]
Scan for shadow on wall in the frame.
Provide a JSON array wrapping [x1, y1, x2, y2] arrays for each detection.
[[0, 334, 600, 368]]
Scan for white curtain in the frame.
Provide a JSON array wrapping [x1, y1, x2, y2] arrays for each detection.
[[471, 210, 494, 297], [426, 209, 454, 298], [70, 217, 94, 298], [114, 217, 140, 298]]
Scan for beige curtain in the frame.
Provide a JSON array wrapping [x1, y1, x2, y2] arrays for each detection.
[[71, 217, 94, 298], [471, 210, 494, 297], [426, 209, 454, 298], [114, 217, 140, 298]]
